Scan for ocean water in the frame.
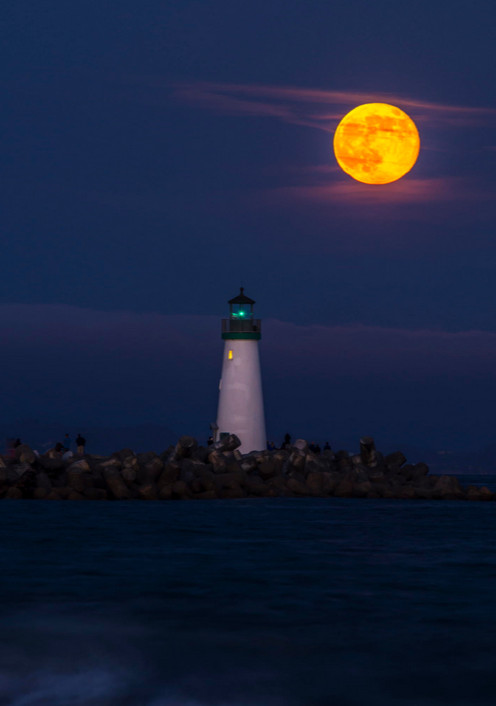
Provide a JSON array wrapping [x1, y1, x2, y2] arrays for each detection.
[[1, 479, 496, 706]]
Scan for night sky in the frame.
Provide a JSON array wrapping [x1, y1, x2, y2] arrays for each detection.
[[3, 1, 496, 453]]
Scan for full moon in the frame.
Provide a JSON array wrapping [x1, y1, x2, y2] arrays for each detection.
[[333, 103, 420, 184]]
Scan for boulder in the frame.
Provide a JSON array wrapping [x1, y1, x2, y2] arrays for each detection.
[[103, 469, 132, 500], [33, 488, 48, 499], [272, 451, 288, 473], [214, 470, 246, 491], [258, 459, 278, 479], [367, 467, 386, 482], [36, 472, 52, 491], [191, 467, 213, 490], [38, 455, 65, 472], [12, 463, 34, 479], [99, 457, 122, 470], [135, 455, 163, 484], [113, 448, 136, 462], [138, 483, 159, 500], [174, 436, 198, 459], [223, 452, 243, 474], [384, 451, 407, 470], [240, 456, 258, 473], [359, 437, 377, 467], [67, 459, 91, 473], [287, 451, 306, 473], [83, 487, 107, 500], [45, 448, 63, 460], [171, 480, 191, 499], [335, 450, 353, 471], [5, 487, 23, 499], [157, 462, 180, 488], [158, 485, 173, 500], [306, 472, 325, 495], [321, 472, 338, 495], [122, 466, 137, 484], [433, 475, 465, 500], [56, 487, 72, 499], [15, 469, 38, 495], [395, 486, 416, 500], [292, 439, 308, 455], [352, 480, 373, 498], [208, 451, 228, 474], [66, 463, 94, 493], [214, 434, 241, 453], [466, 485, 494, 502], [244, 474, 266, 496], [409, 462, 429, 482], [194, 446, 211, 463], [218, 485, 246, 499], [333, 478, 354, 498], [305, 456, 329, 475], [287, 477, 309, 495], [413, 486, 436, 500], [193, 490, 218, 500], [14, 445, 36, 465], [267, 474, 288, 496]]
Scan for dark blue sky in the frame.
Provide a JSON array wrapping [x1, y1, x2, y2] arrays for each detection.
[[2, 1, 496, 452]]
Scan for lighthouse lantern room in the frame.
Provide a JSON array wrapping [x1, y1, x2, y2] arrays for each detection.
[[216, 288, 266, 453]]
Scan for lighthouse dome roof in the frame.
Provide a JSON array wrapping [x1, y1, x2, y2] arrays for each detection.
[[228, 287, 255, 305]]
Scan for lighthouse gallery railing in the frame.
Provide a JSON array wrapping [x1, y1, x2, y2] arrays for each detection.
[[222, 318, 262, 334]]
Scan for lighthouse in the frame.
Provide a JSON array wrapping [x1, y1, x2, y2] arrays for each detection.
[[216, 288, 266, 453]]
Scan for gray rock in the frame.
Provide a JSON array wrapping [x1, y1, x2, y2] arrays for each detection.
[[5, 487, 23, 499], [15, 445, 36, 465], [359, 437, 377, 467], [292, 439, 308, 455], [103, 468, 132, 499], [214, 434, 241, 453], [258, 459, 277, 479], [174, 436, 198, 459], [121, 467, 137, 484], [36, 471, 52, 491], [38, 455, 65, 472], [208, 450, 228, 474], [171, 480, 191, 499], [67, 459, 91, 473], [83, 487, 107, 500], [157, 462, 180, 488], [138, 483, 159, 500], [384, 451, 407, 470], [286, 477, 309, 495]]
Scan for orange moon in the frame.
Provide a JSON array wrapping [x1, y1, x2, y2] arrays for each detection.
[[333, 103, 420, 184]]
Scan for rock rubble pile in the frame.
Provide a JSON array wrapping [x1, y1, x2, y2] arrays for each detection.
[[0, 436, 493, 501]]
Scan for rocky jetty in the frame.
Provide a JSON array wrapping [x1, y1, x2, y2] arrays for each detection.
[[0, 436, 493, 501]]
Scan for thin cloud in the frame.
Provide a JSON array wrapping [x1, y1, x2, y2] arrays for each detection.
[[171, 81, 496, 209], [268, 177, 480, 206], [2, 304, 496, 376], [173, 81, 496, 131]]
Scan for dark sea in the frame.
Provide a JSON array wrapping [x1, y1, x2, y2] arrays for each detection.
[[1, 475, 496, 706]]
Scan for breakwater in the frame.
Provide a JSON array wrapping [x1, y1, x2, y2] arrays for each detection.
[[1, 435, 493, 501]]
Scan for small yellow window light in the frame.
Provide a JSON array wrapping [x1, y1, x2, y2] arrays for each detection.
[[228, 350, 233, 360]]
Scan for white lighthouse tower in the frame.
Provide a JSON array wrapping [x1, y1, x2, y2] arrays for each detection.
[[216, 288, 266, 453]]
